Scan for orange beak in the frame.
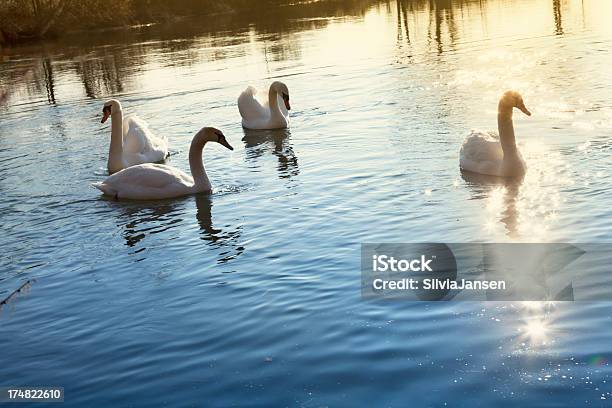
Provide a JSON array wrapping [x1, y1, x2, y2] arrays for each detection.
[[518, 102, 531, 116]]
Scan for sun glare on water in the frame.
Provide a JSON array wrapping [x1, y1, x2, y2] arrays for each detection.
[[480, 140, 573, 241]]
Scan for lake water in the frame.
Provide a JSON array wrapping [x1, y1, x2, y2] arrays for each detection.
[[1, 0, 611, 406]]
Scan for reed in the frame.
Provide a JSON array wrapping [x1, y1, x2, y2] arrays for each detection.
[[0, 0, 130, 43]]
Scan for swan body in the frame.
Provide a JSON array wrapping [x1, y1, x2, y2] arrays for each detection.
[[101, 99, 169, 173], [238, 81, 291, 130], [93, 127, 233, 200], [460, 91, 531, 177], [460, 130, 527, 177]]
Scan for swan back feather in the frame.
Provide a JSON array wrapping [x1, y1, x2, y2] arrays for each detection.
[[93, 163, 195, 200], [238, 82, 290, 129], [238, 86, 271, 124], [94, 127, 231, 200], [459, 130, 504, 175], [123, 115, 168, 163], [102, 99, 169, 173]]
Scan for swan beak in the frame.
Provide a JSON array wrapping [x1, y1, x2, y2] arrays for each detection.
[[219, 138, 234, 151], [518, 103, 531, 116], [101, 110, 111, 123], [283, 95, 291, 111]]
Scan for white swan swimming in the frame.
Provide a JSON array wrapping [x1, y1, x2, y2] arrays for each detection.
[[92, 127, 233, 200], [460, 91, 531, 177], [101, 99, 169, 174], [238, 81, 291, 130]]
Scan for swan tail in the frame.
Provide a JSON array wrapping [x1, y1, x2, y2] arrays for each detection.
[[91, 182, 117, 197]]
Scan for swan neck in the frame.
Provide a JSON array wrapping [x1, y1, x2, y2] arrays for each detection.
[[268, 86, 282, 119], [189, 133, 211, 191], [497, 111, 517, 157], [108, 109, 124, 172]]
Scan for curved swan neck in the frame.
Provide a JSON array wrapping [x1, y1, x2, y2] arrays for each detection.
[[108, 108, 124, 172], [189, 130, 211, 191], [498, 106, 517, 157], [268, 85, 283, 119]]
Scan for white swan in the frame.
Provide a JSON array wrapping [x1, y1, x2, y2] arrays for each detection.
[[238, 81, 291, 129], [460, 91, 531, 177], [92, 127, 233, 200], [101, 99, 169, 174]]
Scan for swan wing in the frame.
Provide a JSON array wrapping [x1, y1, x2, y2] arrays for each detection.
[[460, 130, 503, 161], [238, 86, 271, 125], [123, 116, 169, 163], [93, 163, 193, 200], [459, 130, 504, 175]]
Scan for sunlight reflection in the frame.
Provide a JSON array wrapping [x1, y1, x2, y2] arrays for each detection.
[[520, 301, 557, 312], [517, 301, 559, 349], [471, 140, 573, 241], [450, 49, 538, 92], [513, 141, 572, 240], [485, 186, 506, 214], [521, 301, 545, 311], [521, 318, 550, 345]]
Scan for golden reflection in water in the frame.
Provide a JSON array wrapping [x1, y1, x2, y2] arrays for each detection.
[[465, 141, 572, 240], [513, 142, 571, 240], [98, 0, 612, 98], [4, 0, 612, 106]]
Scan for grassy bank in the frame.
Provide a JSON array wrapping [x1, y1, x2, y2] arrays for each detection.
[[0, 0, 289, 44]]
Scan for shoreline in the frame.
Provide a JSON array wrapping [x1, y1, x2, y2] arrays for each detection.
[[0, 0, 341, 47], [0, 10, 237, 47]]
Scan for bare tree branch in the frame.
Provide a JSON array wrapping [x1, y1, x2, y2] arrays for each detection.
[[37, 0, 72, 37]]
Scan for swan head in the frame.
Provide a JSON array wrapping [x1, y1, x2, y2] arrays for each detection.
[[271, 81, 291, 110], [198, 127, 234, 151], [499, 91, 531, 117], [101, 99, 122, 123]]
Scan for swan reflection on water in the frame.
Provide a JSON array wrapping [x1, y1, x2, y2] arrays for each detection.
[[195, 193, 244, 264], [105, 199, 183, 248], [242, 128, 299, 179], [102, 194, 244, 263], [461, 142, 571, 240], [461, 170, 523, 238]]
